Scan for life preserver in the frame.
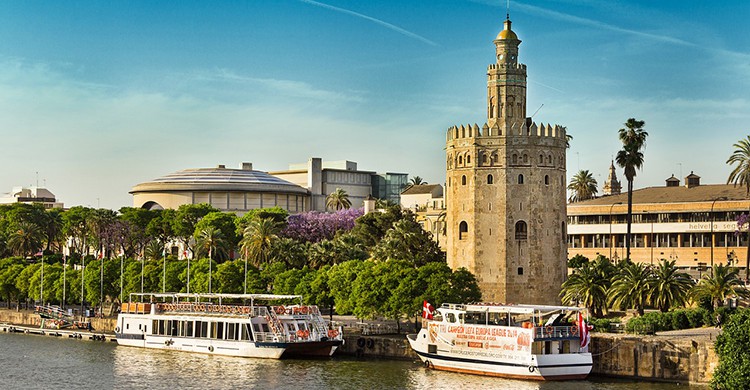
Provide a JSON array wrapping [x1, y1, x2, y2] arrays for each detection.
[[304, 330, 310, 338], [366, 338, 375, 349], [275, 306, 285, 315], [357, 338, 366, 348], [208, 346, 214, 352], [297, 330, 305, 338], [570, 326, 579, 335], [529, 366, 535, 373], [243, 307, 250, 314], [328, 329, 339, 338], [300, 306, 309, 315], [545, 326, 553, 336], [115, 327, 120, 333]]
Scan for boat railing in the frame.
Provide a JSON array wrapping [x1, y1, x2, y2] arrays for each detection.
[[533, 325, 581, 340]]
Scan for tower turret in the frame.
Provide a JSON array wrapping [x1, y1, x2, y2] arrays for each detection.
[[602, 160, 622, 196], [487, 17, 527, 131]]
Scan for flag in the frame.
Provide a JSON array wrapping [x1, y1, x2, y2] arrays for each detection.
[[577, 312, 593, 351], [422, 300, 435, 319]]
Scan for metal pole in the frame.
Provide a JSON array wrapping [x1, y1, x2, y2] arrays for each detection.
[[710, 197, 727, 277], [40, 255, 44, 307], [62, 253, 66, 309], [162, 248, 166, 293], [80, 256, 85, 318], [119, 253, 123, 303], [186, 249, 190, 294], [140, 258, 144, 294], [651, 218, 654, 266], [609, 202, 622, 260], [100, 250, 104, 318], [244, 248, 248, 295]]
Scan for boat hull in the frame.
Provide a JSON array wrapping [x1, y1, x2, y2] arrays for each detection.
[[117, 333, 286, 359], [407, 333, 592, 381]]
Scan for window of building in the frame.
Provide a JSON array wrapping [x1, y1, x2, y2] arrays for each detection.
[[518, 174, 524, 184], [483, 154, 488, 165], [518, 267, 524, 275], [523, 154, 529, 164], [462, 175, 467, 185], [459, 221, 468, 240], [467, 155, 471, 164], [544, 175, 549, 185], [487, 174, 494, 184], [458, 156, 463, 165], [515, 221, 528, 240], [512, 154, 518, 164]]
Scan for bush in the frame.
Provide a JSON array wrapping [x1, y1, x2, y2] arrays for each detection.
[[712, 309, 750, 389], [589, 317, 614, 332], [667, 310, 690, 330], [626, 307, 718, 334], [686, 307, 709, 328]]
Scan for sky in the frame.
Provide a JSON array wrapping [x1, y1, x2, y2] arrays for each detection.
[[1, 0, 748, 209]]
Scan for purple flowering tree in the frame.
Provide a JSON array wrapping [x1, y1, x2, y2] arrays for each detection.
[[282, 208, 364, 243], [736, 213, 750, 282]]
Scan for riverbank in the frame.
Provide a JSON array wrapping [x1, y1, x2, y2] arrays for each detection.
[[0, 308, 718, 385]]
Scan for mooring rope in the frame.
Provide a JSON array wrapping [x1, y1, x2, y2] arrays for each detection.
[[591, 339, 623, 356]]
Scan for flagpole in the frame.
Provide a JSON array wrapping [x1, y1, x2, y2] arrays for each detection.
[[185, 249, 190, 294], [40, 255, 44, 307], [99, 249, 103, 318], [119, 252, 123, 304], [162, 246, 166, 293], [62, 253, 67, 309]]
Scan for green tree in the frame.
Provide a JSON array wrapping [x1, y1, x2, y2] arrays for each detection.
[[615, 118, 648, 260], [608, 261, 652, 316], [692, 264, 748, 310], [560, 259, 611, 317], [62, 206, 94, 259], [239, 218, 281, 267], [567, 169, 598, 202], [214, 260, 243, 293], [270, 237, 308, 269], [236, 207, 288, 232], [172, 203, 218, 254], [195, 227, 227, 293], [0, 260, 24, 305], [372, 218, 444, 266], [727, 135, 750, 282], [328, 260, 370, 315], [194, 211, 240, 252], [41, 208, 64, 252], [712, 309, 750, 389], [7, 221, 44, 257], [651, 259, 694, 312], [350, 205, 404, 247], [326, 188, 352, 211], [409, 176, 427, 185]]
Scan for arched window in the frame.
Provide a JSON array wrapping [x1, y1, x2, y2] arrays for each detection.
[[459, 221, 468, 240], [462, 175, 467, 185], [517, 174, 524, 184], [523, 154, 528, 164], [458, 156, 463, 165], [483, 154, 488, 165], [539, 154, 543, 164], [512, 154, 518, 164], [467, 155, 471, 164], [515, 221, 528, 240], [487, 174, 494, 184], [544, 175, 549, 185]]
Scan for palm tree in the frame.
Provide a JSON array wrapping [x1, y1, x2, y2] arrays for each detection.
[[326, 188, 352, 211], [692, 264, 748, 310], [196, 227, 226, 294], [409, 176, 427, 185], [560, 262, 609, 317], [651, 259, 694, 312], [8, 222, 44, 257], [239, 218, 281, 267], [567, 170, 598, 202], [608, 261, 652, 316], [727, 135, 750, 282], [615, 118, 648, 261]]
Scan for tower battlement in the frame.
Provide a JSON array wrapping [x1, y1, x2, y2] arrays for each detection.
[[487, 63, 527, 72], [446, 121, 566, 141]]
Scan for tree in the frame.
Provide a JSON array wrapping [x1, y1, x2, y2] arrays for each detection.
[[7, 222, 44, 257], [651, 259, 694, 312], [560, 259, 611, 318], [326, 188, 352, 211], [727, 135, 750, 282], [239, 218, 281, 267], [371, 218, 445, 266], [282, 209, 362, 243], [195, 227, 227, 293], [692, 264, 748, 310], [567, 170, 598, 202], [350, 205, 404, 247], [194, 211, 239, 254], [409, 176, 427, 185], [172, 203, 218, 254], [712, 309, 750, 389], [615, 118, 648, 261], [608, 261, 652, 316]]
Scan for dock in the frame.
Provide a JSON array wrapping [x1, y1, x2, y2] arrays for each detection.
[[1, 323, 115, 342]]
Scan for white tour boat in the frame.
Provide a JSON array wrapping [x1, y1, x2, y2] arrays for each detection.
[[407, 302, 593, 380], [116, 293, 344, 359]]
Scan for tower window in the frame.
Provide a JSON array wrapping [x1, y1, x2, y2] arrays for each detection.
[[467, 155, 471, 164], [459, 221, 468, 240], [518, 174, 524, 184], [515, 221, 528, 240], [539, 154, 543, 164], [458, 156, 463, 165], [487, 174, 494, 184], [483, 154, 488, 165], [544, 175, 549, 185], [523, 154, 528, 164], [462, 175, 467, 185], [518, 267, 524, 276], [512, 154, 518, 164]]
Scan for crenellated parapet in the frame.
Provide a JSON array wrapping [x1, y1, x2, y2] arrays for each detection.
[[487, 63, 527, 72], [446, 120, 566, 141]]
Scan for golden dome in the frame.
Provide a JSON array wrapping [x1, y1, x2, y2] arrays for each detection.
[[496, 19, 518, 40]]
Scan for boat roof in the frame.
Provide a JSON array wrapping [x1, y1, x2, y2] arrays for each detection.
[[128, 293, 303, 301], [441, 303, 584, 314]]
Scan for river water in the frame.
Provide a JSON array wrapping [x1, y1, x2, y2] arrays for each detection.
[[1, 332, 700, 390]]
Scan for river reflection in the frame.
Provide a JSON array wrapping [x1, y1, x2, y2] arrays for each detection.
[[1, 333, 699, 390]]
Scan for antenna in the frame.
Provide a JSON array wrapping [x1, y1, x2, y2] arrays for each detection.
[[506, 0, 510, 20]]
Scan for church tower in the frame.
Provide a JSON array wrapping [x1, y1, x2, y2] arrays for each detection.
[[445, 17, 568, 305], [602, 160, 622, 196]]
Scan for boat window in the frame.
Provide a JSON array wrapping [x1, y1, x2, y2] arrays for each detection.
[[253, 323, 261, 333], [297, 322, 307, 331], [433, 311, 443, 322], [170, 320, 178, 336], [186, 321, 193, 337], [261, 323, 270, 333], [242, 324, 254, 341], [214, 322, 224, 339], [152, 320, 158, 335], [126, 324, 129, 330], [196, 321, 208, 338], [446, 313, 456, 323], [227, 323, 237, 341], [158, 320, 165, 335]]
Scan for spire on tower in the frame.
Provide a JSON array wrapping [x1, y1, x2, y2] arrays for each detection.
[[602, 160, 622, 196]]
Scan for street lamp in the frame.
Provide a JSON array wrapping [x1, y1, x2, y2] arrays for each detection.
[[710, 197, 728, 276], [642, 210, 654, 265], [609, 202, 623, 260]]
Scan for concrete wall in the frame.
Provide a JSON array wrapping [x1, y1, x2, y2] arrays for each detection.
[[0, 309, 116, 333]]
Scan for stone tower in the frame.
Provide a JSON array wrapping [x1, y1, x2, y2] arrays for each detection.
[[602, 160, 622, 196], [445, 17, 568, 305]]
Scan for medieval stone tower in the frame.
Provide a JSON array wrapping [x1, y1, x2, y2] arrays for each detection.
[[445, 17, 567, 305]]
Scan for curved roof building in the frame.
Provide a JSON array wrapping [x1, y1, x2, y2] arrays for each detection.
[[130, 163, 309, 214]]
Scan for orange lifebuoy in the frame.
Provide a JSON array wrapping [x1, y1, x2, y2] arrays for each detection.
[[243, 307, 250, 314], [300, 306, 309, 315], [304, 330, 310, 338], [297, 330, 305, 338], [275, 306, 285, 315], [570, 326, 579, 335], [328, 329, 338, 338], [545, 326, 553, 335]]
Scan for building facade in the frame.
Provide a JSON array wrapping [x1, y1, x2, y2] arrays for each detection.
[[445, 18, 568, 305], [0, 186, 64, 209], [567, 174, 750, 277]]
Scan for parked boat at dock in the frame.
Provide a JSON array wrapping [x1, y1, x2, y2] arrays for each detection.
[[407, 303, 593, 380], [116, 293, 343, 359]]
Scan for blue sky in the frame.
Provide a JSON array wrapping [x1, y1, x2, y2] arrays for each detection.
[[1, 0, 748, 209]]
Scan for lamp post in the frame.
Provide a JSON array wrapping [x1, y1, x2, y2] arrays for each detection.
[[710, 197, 727, 277], [609, 202, 623, 260], [642, 211, 654, 265]]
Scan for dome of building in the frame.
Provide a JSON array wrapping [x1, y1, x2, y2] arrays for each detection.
[[496, 19, 518, 40], [130, 163, 309, 214]]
